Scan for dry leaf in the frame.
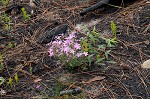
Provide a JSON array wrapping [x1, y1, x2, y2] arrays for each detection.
[[82, 76, 105, 84], [141, 59, 150, 69], [34, 78, 42, 83]]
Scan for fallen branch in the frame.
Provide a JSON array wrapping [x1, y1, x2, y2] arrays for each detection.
[[80, 0, 109, 16]]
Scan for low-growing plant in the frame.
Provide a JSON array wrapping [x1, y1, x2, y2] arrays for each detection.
[[103, 20, 118, 47], [1, 0, 9, 8], [47, 32, 88, 69], [7, 73, 19, 87], [81, 27, 106, 66], [8, 41, 17, 48], [14, 73, 19, 84], [48, 21, 118, 70], [21, 7, 31, 21], [0, 13, 12, 30], [102, 37, 117, 47], [29, 66, 33, 74], [82, 22, 117, 65], [8, 41, 13, 48], [0, 77, 5, 86], [7, 77, 13, 87], [111, 21, 117, 38]]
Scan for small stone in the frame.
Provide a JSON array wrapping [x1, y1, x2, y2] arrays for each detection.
[[144, 40, 149, 45], [141, 59, 150, 69], [0, 88, 6, 95]]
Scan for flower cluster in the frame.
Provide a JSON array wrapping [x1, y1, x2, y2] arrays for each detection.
[[47, 32, 88, 67]]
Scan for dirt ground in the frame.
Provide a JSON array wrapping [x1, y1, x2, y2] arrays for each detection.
[[0, 0, 150, 99]]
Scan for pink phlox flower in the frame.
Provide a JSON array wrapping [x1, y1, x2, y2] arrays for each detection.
[[64, 39, 73, 46], [76, 52, 88, 57], [70, 49, 75, 54], [52, 40, 62, 45], [65, 32, 76, 40], [48, 48, 54, 57], [74, 43, 81, 50], [52, 41, 57, 45], [56, 41, 62, 46], [76, 53, 82, 57], [60, 46, 64, 53], [63, 46, 70, 55], [83, 52, 88, 56]]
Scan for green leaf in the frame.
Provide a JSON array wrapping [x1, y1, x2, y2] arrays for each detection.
[[110, 37, 117, 44], [96, 54, 105, 63], [0, 77, 5, 85], [2, 13, 12, 30], [14, 42, 17, 47], [4, 24, 9, 30], [81, 39, 89, 52], [87, 55, 93, 66], [96, 58, 105, 64], [105, 38, 117, 47], [98, 45, 105, 50], [88, 33, 96, 44], [3, 13, 10, 22], [92, 26, 96, 33], [111, 21, 117, 38], [8, 77, 13, 87], [14, 74, 19, 83], [30, 67, 32, 74], [0, 52, 2, 62], [21, 7, 31, 21], [92, 26, 99, 37], [105, 39, 112, 47], [88, 44, 94, 53], [105, 50, 111, 59], [8, 42, 13, 48], [1, 0, 8, 8]]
